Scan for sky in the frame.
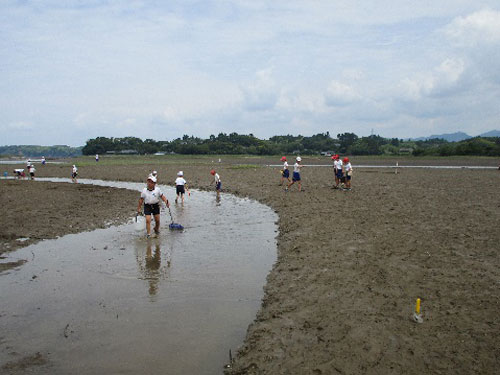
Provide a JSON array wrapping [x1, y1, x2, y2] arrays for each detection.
[[1, 1, 499, 146]]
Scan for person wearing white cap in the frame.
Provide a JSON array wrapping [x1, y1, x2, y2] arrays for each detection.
[[286, 156, 304, 192], [137, 175, 170, 238], [71, 165, 78, 183], [174, 171, 189, 204]]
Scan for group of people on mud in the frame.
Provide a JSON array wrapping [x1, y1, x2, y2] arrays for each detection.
[[279, 155, 353, 192], [136, 168, 222, 238], [13, 159, 41, 180]]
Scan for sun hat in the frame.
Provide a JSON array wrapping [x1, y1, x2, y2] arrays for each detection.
[[210, 169, 216, 175], [147, 175, 157, 183], [281, 156, 287, 162], [296, 156, 302, 162], [177, 171, 183, 176], [152, 170, 158, 176], [343, 157, 349, 163]]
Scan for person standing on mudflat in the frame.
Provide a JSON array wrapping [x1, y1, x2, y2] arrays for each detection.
[[137, 175, 170, 238], [286, 156, 304, 192], [280, 156, 290, 186]]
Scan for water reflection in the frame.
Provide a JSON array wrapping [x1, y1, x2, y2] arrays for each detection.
[[135, 238, 172, 300]]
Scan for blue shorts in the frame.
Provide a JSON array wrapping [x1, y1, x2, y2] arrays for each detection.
[[336, 170, 343, 179], [216, 182, 221, 191], [346, 175, 351, 181], [283, 169, 289, 178], [292, 172, 301, 181]]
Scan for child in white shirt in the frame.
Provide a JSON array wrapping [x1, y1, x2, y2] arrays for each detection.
[[286, 156, 304, 192], [175, 171, 190, 204], [280, 156, 290, 186]]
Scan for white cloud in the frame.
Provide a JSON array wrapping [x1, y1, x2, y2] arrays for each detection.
[[240, 68, 278, 111], [444, 9, 500, 46], [399, 58, 466, 100], [325, 81, 361, 107]]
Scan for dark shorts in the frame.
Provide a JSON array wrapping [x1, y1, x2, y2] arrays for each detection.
[[144, 203, 160, 215], [216, 182, 221, 191], [283, 169, 289, 178], [336, 170, 343, 179], [30, 172, 35, 177], [346, 175, 352, 181], [72, 173, 77, 178], [292, 172, 301, 181], [176, 185, 185, 195]]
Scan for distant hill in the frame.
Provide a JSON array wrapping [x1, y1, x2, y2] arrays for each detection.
[[412, 132, 471, 142], [480, 130, 500, 137], [0, 145, 82, 158], [412, 130, 500, 142]]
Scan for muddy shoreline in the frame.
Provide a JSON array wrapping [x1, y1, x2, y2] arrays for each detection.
[[1, 157, 499, 374]]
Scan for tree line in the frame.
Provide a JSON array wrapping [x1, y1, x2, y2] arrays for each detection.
[[81, 133, 500, 157]]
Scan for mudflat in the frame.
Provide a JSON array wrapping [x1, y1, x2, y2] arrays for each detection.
[[1, 156, 499, 374]]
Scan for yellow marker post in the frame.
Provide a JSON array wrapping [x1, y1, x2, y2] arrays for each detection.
[[412, 298, 423, 323]]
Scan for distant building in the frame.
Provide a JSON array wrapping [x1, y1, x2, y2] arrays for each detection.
[[399, 147, 413, 154], [321, 151, 335, 156]]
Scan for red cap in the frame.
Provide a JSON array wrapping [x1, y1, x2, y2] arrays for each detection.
[[210, 169, 216, 175], [281, 156, 286, 162], [331, 155, 335, 160], [343, 157, 349, 163]]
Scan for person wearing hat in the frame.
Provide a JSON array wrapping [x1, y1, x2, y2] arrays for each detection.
[[280, 156, 290, 186], [137, 175, 170, 238], [332, 154, 343, 189], [342, 157, 353, 190], [28, 163, 36, 180], [71, 165, 78, 183], [210, 169, 221, 198], [286, 156, 304, 192], [174, 171, 189, 204]]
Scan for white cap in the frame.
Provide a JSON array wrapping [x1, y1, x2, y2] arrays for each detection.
[[177, 171, 183, 176], [296, 156, 302, 162], [152, 170, 157, 175], [147, 175, 157, 183]]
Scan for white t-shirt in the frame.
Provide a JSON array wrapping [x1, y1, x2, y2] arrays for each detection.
[[29, 166, 36, 173], [72, 166, 78, 174], [214, 173, 221, 183], [141, 186, 164, 204], [283, 161, 288, 170], [344, 162, 352, 172], [334, 160, 343, 169], [293, 163, 301, 173], [175, 177, 186, 186]]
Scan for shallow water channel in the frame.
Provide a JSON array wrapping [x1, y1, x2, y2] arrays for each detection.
[[0, 179, 278, 374]]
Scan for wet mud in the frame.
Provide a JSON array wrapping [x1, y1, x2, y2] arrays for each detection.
[[1, 156, 499, 374]]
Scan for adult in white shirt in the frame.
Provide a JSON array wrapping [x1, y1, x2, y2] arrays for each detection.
[[280, 156, 290, 186], [286, 156, 304, 192], [71, 165, 78, 183], [175, 171, 189, 204], [137, 175, 170, 237]]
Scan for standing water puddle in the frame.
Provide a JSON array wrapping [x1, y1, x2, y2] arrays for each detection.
[[0, 179, 278, 374]]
